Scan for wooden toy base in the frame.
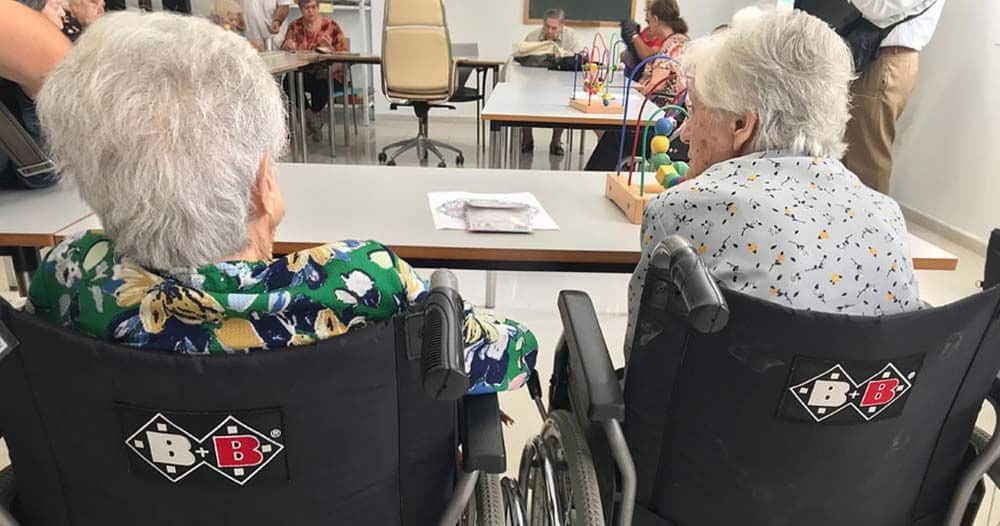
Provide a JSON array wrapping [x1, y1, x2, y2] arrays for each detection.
[[569, 98, 624, 114], [605, 173, 664, 224]]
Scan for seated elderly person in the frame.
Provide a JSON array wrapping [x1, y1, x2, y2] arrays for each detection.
[[626, 8, 920, 350], [32, 12, 537, 396], [519, 8, 581, 156], [281, 0, 348, 142], [61, 0, 105, 41]]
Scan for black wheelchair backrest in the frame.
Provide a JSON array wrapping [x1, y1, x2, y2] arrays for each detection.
[[0, 299, 458, 526], [625, 272, 1000, 525]]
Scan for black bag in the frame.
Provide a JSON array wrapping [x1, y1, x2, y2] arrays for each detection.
[[985, 229, 1000, 290], [796, 0, 936, 72], [548, 53, 585, 72], [513, 54, 554, 68]]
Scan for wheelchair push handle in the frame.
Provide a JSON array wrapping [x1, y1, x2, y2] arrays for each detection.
[[651, 236, 729, 333], [421, 270, 469, 401]]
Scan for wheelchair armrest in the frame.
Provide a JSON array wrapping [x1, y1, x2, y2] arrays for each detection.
[[557, 290, 624, 422], [420, 271, 469, 401], [650, 236, 729, 334], [460, 393, 506, 474]]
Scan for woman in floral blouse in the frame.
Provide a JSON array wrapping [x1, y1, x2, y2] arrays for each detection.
[[282, 0, 348, 142], [33, 13, 537, 396]]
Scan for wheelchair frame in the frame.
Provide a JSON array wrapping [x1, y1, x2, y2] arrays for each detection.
[[509, 235, 1000, 526]]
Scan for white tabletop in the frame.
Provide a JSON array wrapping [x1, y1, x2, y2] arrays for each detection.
[[273, 164, 638, 266], [52, 163, 958, 271], [0, 183, 92, 247], [482, 64, 655, 128]]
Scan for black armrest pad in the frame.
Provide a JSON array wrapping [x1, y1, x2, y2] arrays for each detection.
[[558, 290, 624, 422], [989, 374, 1000, 405], [985, 228, 999, 290], [460, 394, 506, 474]]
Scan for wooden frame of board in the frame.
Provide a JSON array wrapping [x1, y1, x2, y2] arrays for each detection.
[[523, 0, 637, 27]]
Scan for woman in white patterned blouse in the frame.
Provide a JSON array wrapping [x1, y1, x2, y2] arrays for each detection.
[[627, 8, 921, 352]]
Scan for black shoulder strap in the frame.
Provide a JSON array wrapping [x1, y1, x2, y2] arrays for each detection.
[[0, 298, 19, 363], [796, 0, 938, 33], [795, 0, 863, 31], [0, 103, 55, 181]]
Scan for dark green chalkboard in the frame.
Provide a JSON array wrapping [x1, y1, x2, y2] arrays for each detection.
[[524, 0, 636, 25]]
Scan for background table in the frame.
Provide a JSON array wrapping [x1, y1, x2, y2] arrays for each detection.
[[52, 163, 959, 273], [268, 52, 505, 158], [0, 184, 93, 292], [0, 184, 93, 248], [482, 64, 655, 169]]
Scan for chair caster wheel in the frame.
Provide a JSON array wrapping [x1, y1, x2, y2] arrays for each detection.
[[377, 152, 387, 163], [386, 160, 396, 166], [437, 161, 447, 168], [456, 156, 464, 167]]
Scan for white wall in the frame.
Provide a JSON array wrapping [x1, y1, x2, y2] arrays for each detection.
[[891, 0, 1000, 248]]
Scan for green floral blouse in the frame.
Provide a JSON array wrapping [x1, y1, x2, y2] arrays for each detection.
[[27, 231, 538, 395]]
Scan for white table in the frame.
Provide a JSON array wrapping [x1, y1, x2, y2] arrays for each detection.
[[0, 183, 93, 292], [482, 64, 656, 169], [0, 183, 92, 248], [52, 164, 959, 273]]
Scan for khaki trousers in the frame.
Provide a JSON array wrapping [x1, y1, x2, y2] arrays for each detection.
[[843, 47, 920, 194]]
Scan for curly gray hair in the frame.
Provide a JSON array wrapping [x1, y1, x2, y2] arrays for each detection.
[[37, 12, 288, 269], [681, 8, 854, 159]]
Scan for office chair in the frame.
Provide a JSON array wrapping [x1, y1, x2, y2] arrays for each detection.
[[0, 271, 508, 526], [449, 43, 488, 152], [377, 0, 464, 168], [514, 236, 1000, 526]]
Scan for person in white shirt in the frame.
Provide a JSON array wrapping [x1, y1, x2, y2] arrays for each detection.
[[842, 0, 946, 194], [242, 0, 290, 50], [520, 8, 581, 156]]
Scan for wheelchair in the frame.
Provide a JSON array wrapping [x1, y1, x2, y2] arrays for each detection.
[[512, 235, 1000, 526], [0, 271, 512, 526]]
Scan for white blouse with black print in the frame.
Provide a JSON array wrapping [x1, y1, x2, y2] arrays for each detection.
[[626, 150, 921, 351]]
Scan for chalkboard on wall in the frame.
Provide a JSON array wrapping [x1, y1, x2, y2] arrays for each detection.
[[524, 0, 636, 26]]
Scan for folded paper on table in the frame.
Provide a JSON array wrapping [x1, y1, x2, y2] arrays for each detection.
[[427, 192, 559, 231]]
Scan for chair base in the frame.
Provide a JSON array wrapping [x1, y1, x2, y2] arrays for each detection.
[[379, 101, 464, 167], [380, 136, 464, 167]]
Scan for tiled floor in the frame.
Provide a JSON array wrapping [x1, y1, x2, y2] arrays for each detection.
[[1, 114, 996, 522]]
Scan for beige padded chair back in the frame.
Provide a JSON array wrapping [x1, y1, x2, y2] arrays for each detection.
[[382, 0, 454, 102]]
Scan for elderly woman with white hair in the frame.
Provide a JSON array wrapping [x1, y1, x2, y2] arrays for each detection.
[[29, 12, 537, 396], [627, 8, 920, 347]]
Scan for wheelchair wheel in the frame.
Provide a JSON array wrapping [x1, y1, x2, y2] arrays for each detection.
[[465, 473, 505, 526], [529, 410, 604, 526]]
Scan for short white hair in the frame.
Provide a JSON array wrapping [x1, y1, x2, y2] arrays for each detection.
[[682, 8, 854, 159], [37, 12, 288, 269]]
